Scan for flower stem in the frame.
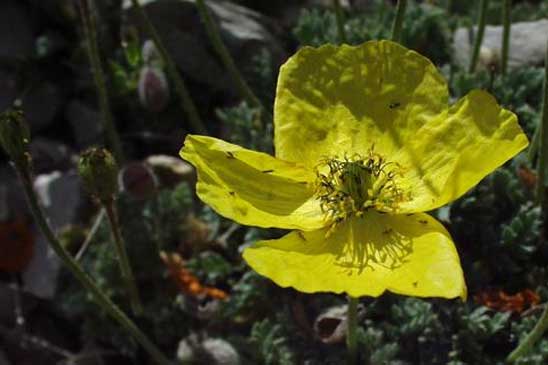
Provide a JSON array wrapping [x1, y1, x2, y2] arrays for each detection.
[[77, 0, 124, 163], [535, 41, 548, 205], [507, 304, 548, 362], [469, 0, 489, 73], [16, 166, 171, 365], [511, 41, 548, 363], [346, 296, 359, 365], [390, 0, 408, 43], [501, 0, 511, 75], [129, 0, 207, 135], [194, 0, 272, 123], [104, 201, 143, 316], [332, 0, 347, 44]]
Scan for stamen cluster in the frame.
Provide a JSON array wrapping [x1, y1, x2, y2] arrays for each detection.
[[315, 150, 405, 225]]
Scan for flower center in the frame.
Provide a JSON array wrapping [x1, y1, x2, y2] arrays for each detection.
[[315, 149, 405, 226]]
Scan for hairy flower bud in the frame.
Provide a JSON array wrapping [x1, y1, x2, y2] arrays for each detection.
[[141, 39, 162, 68], [0, 106, 31, 169], [78, 147, 119, 204], [138, 66, 170, 112]]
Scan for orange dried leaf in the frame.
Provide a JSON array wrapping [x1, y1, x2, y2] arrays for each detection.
[[160, 251, 228, 300]]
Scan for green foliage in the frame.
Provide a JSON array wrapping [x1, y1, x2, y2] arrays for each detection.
[[250, 318, 296, 365], [187, 251, 234, 285], [56, 183, 194, 357], [293, 1, 451, 64], [216, 102, 273, 153]]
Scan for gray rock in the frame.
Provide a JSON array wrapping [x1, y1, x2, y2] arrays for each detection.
[[0, 68, 18, 113], [22, 82, 63, 133], [0, 166, 28, 221], [0, 348, 11, 365], [177, 335, 241, 365], [123, 0, 285, 94], [453, 19, 548, 71], [0, 0, 34, 64], [22, 170, 86, 299], [65, 100, 104, 149], [29, 138, 74, 174]]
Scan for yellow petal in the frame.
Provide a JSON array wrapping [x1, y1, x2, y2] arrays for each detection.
[[396, 90, 529, 212], [180, 135, 325, 230], [243, 211, 466, 299], [274, 40, 448, 168]]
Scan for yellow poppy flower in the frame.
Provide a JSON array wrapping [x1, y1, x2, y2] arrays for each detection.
[[180, 40, 528, 299]]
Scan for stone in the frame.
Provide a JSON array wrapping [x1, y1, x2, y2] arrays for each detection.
[[0, 348, 10, 365], [22, 170, 86, 299], [314, 305, 348, 344], [0, 0, 34, 64], [21, 82, 63, 133], [453, 19, 548, 71], [0, 69, 18, 114], [29, 138, 74, 174], [123, 0, 286, 94], [145, 154, 194, 187], [177, 335, 241, 365], [65, 100, 104, 149], [0, 166, 28, 221]]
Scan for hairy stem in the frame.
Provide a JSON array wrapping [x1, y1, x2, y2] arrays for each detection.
[[332, 0, 347, 44], [469, 0, 489, 73], [16, 166, 171, 365], [78, 0, 124, 162], [391, 0, 408, 42], [195, 0, 272, 124], [346, 296, 359, 365], [501, 0, 511, 75], [507, 304, 548, 361], [510, 40, 548, 363], [104, 202, 143, 316], [130, 0, 207, 134]]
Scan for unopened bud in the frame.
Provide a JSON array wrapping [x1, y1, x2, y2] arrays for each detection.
[[78, 147, 119, 204], [0, 106, 31, 170], [141, 40, 162, 67], [138, 66, 170, 112]]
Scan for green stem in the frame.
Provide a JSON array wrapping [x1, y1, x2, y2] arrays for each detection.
[[390, 0, 408, 42], [16, 167, 171, 365], [129, 0, 207, 135], [511, 41, 548, 363], [535, 41, 548, 205], [332, 0, 347, 44], [346, 296, 359, 365], [501, 0, 511, 75], [104, 202, 143, 316], [194, 0, 272, 122], [447, 0, 454, 14], [78, 0, 124, 162], [507, 304, 548, 362], [469, 0, 489, 73]]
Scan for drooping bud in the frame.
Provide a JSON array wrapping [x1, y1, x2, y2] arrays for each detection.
[[141, 39, 163, 68], [78, 147, 119, 204], [138, 66, 170, 112], [0, 106, 31, 169]]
